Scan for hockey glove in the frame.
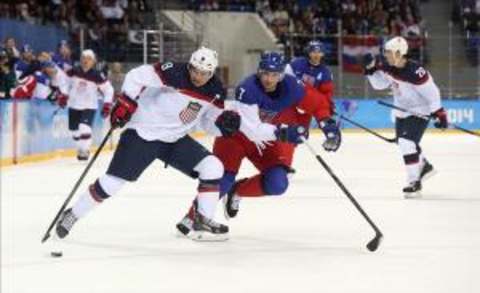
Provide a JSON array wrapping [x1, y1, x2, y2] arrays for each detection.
[[215, 110, 241, 137], [276, 124, 306, 144], [362, 53, 377, 75], [57, 94, 68, 108], [431, 108, 448, 129], [319, 118, 341, 152], [101, 102, 112, 118], [110, 94, 138, 128]]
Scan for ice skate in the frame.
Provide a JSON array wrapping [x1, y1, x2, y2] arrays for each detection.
[[55, 208, 78, 239], [403, 181, 422, 199], [223, 186, 241, 219], [76, 150, 90, 161], [190, 212, 229, 241], [420, 160, 436, 182]]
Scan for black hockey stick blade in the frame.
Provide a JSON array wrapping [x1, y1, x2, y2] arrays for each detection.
[[301, 138, 384, 252], [366, 232, 383, 252]]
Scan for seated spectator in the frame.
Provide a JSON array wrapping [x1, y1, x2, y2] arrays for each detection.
[[52, 40, 73, 72], [98, 0, 125, 21], [14, 44, 36, 79], [4, 37, 20, 60], [0, 49, 16, 99]]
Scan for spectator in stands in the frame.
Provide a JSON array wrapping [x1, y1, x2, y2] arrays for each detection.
[[14, 44, 36, 79], [389, 14, 406, 36], [99, 0, 125, 21], [52, 40, 73, 72], [108, 62, 125, 97], [4, 37, 20, 60], [0, 2, 11, 18], [0, 49, 16, 99], [402, 13, 422, 37]]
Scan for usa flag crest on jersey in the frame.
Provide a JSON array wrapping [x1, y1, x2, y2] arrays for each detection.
[[179, 101, 202, 124]]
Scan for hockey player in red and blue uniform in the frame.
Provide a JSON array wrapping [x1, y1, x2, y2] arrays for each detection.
[[285, 40, 335, 115], [176, 52, 341, 231]]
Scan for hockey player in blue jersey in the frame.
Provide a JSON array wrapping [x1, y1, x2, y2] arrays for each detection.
[[285, 40, 335, 114], [176, 51, 341, 231]]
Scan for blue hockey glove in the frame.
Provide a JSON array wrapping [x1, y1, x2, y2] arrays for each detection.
[[276, 124, 306, 144], [318, 118, 341, 152]]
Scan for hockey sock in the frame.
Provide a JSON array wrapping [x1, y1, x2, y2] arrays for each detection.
[[399, 138, 421, 183], [196, 180, 220, 219], [235, 174, 265, 197], [72, 174, 125, 218], [78, 134, 92, 153], [72, 183, 103, 218]]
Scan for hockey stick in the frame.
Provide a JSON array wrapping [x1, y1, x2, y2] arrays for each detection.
[[335, 113, 397, 143], [41, 127, 115, 243], [51, 107, 62, 118], [377, 100, 480, 138], [301, 137, 383, 252]]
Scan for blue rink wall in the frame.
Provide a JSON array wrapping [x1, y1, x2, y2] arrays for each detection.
[[0, 100, 112, 164], [332, 98, 480, 129], [1, 99, 479, 164]]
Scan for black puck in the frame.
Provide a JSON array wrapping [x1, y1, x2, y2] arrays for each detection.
[[50, 251, 63, 257]]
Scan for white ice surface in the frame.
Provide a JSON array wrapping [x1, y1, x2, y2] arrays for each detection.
[[1, 132, 479, 293]]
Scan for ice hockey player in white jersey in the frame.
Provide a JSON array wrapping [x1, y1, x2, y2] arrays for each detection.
[[364, 36, 448, 198], [57, 49, 114, 161], [55, 47, 241, 241]]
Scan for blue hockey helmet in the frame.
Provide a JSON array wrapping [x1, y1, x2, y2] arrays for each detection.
[[306, 40, 324, 54], [258, 51, 286, 73]]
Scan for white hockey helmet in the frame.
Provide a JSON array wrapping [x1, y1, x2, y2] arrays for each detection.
[[81, 49, 96, 60], [189, 46, 218, 74], [384, 36, 408, 56]]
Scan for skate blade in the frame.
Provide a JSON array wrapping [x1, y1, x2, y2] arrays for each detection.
[[175, 229, 190, 239], [222, 196, 231, 220], [404, 190, 422, 199], [190, 231, 229, 242], [421, 169, 437, 183]]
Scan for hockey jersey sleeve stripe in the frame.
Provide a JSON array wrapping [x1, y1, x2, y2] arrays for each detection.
[[387, 71, 429, 85]]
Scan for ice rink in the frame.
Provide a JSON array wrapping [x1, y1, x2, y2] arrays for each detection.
[[2, 132, 479, 293]]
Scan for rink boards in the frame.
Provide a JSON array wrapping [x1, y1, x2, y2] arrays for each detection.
[[1, 98, 479, 166]]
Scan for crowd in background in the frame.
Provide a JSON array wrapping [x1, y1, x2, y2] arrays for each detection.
[[188, 0, 428, 62], [189, 0, 426, 37], [0, 0, 149, 61], [452, 0, 480, 65]]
